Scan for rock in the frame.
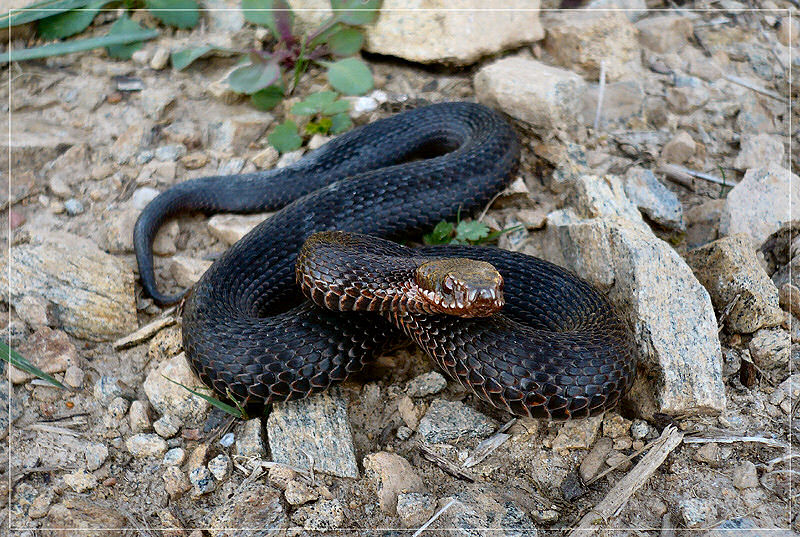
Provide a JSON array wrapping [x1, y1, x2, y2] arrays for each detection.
[[362, 0, 543, 65], [605, 450, 632, 472], [207, 213, 271, 245], [139, 87, 176, 120], [396, 492, 437, 527], [131, 187, 160, 210], [434, 491, 536, 535], [769, 374, 800, 414], [11, 327, 76, 384], [635, 15, 693, 53], [164, 447, 186, 466], [679, 497, 716, 528], [144, 353, 210, 422], [475, 56, 587, 138], [543, 176, 725, 416], [126, 433, 168, 458], [734, 134, 785, 170], [94, 375, 124, 404], [693, 442, 722, 466], [207, 483, 288, 535], [235, 418, 267, 459], [582, 80, 645, 129], [779, 284, 800, 319], [149, 47, 169, 70], [579, 437, 613, 482], [661, 131, 697, 164], [777, 17, 799, 47], [686, 235, 784, 334], [748, 328, 790, 370], [406, 371, 448, 397], [602, 413, 631, 438], [584, 0, 647, 20], [397, 395, 422, 430], [720, 165, 799, 247], [732, 461, 759, 489], [64, 469, 97, 493], [153, 414, 182, 438], [188, 466, 215, 496], [63, 198, 84, 216], [154, 144, 187, 162], [686, 199, 725, 248], [623, 167, 684, 231], [162, 465, 191, 498], [28, 490, 53, 519], [552, 416, 603, 451], [363, 451, 425, 515], [217, 158, 246, 176], [708, 517, 794, 537], [417, 399, 496, 443], [45, 144, 89, 192], [276, 149, 304, 168], [208, 453, 230, 481], [15, 294, 49, 330], [544, 10, 639, 81], [284, 479, 318, 505], [267, 389, 359, 478], [107, 397, 129, 420], [666, 78, 710, 115], [128, 400, 151, 433], [268, 465, 296, 491], [0, 231, 137, 341], [209, 112, 274, 154], [63, 365, 85, 389], [251, 146, 280, 169], [45, 496, 127, 537], [630, 419, 650, 439], [534, 141, 590, 193], [170, 256, 212, 288], [292, 498, 345, 531], [181, 152, 208, 169]]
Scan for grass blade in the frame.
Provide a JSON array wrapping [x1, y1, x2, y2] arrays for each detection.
[[162, 375, 246, 419], [0, 28, 159, 63], [1, 0, 95, 27], [0, 341, 68, 390]]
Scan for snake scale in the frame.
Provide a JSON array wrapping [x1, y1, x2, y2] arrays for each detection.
[[134, 101, 637, 419]]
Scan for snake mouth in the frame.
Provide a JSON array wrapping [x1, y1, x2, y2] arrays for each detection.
[[415, 258, 505, 318]]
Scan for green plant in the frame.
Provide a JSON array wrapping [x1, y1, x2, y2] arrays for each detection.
[[163, 375, 248, 419], [424, 210, 525, 246], [268, 90, 353, 152], [1, 341, 69, 390], [0, 0, 200, 63]]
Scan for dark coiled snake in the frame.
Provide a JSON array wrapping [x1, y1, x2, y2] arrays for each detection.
[[134, 102, 637, 420]]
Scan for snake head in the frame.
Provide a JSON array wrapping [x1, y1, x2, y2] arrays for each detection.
[[415, 258, 504, 317]]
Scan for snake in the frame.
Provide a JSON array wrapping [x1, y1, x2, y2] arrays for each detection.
[[134, 101, 637, 420]]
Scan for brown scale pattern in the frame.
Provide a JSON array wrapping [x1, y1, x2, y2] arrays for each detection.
[[134, 102, 637, 418]]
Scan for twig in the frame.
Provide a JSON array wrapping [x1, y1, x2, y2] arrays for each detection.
[[585, 432, 665, 486], [657, 163, 732, 188], [463, 418, 516, 468], [593, 60, 607, 132], [25, 423, 84, 437], [568, 425, 683, 537], [112, 307, 177, 349], [717, 294, 741, 333], [416, 441, 475, 482], [412, 498, 457, 537], [724, 74, 789, 104], [682, 436, 789, 449]]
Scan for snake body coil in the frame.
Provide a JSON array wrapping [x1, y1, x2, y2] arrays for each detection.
[[134, 102, 637, 419]]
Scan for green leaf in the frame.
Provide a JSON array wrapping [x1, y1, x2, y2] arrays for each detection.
[[251, 84, 284, 110], [227, 61, 280, 94], [321, 99, 349, 115], [1, 341, 68, 390], [455, 220, 490, 243], [326, 27, 363, 56], [330, 0, 381, 25], [323, 57, 373, 95], [1, 0, 96, 27], [37, 0, 105, 40], [483, 224, 524, 244], [1, 22, 158, 63], [305, 117, 332, 135], [290, 90, 337, 115], [241, 0, 293, 39], [170, 44, 214, 70], [268, 120, 302, 152], [162, 375, 246, 419], [145, 0, 199, 28], [423, 220, 454, 245], [330, 112, 352, 134], [106, 15, 150, 59]]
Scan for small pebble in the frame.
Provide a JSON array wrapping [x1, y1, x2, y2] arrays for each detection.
[[64, 469, 98, 493], [284, 479, 319, 505], [129, 400, 151, 433], [153, 414, 183, 438], [64, 198, 84, 216], [136, 150, 155, 165], [693, 443, 721, 466], [605, 451, 632, 472], [150, 47, 170, 70], [126, 433, 168, 458], [85, 442, 109, 471], [63, 365, 85, 389], [131, 187, 160, 210], [94, 376, 123, 403], [353, 96, 378, 114], [162, 466, 191, 498], [276, 149, 304, 168], [107, 397, 130, 420], [396, 425, 413, 440], [406, 371, 447, 398], [188, 467, 216, 496], [208, 454, 230, 481], [268, 465, 296, 490], [733, 461, 760, 490], [219, 432, 235, 447], [163, 447, 186, 466], [630, 419, 649, 440], [396, 492, 436, 527], [235, 418, 266, 459], [155, 144, 187, 162]]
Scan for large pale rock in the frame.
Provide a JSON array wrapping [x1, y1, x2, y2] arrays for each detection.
[[143, 353, 210, 423], [361, 0, 543, 65], [733, 134, 785, 171], [720, 165, 798, 246], [207, 483, 288, 536], [363, 452, 425, 515], [635, 15, 693, 53], [623, 167, 684, 231], [1, 231, 137, 341], [544, 10, 640, 81], [686, 235, 784, 334], [475, 56, 587, 138], [207, 213, 272, 245], [267, 389, 359, 478], [543, 175, 725, 416]]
